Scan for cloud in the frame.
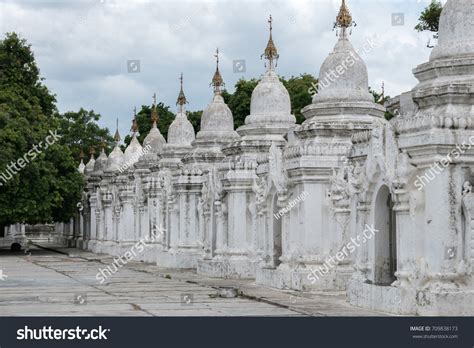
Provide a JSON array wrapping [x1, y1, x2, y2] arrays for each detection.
[[1, 0, 434, 137]]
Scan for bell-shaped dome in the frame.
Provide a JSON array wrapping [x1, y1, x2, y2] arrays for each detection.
[[246, 69, 295, 126], [142, 100, 166, 154], [168, 111, 195, 146], [238, 15, 296, 139], [313, 33, 372, 103], [196, 94, 238, 140], [78, 161, 85, 174], [196, 49, 239, 142], [84, 157, 96, 176], [123, 134, 143, 168], [78, 155, 85, 174], [107, 120, 124, 172], [168, 73, 195, 146], [93, 148, 108, 173], [79, 162, 86, 174], [143, 122, 166, 153], [107, 145, 124, 171], [430, 0, 474, 61], [78, 149, 86, 174]]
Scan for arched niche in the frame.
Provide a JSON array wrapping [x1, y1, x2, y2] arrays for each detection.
[[271, 193, 283, 267], [373, 185, 397, 285]]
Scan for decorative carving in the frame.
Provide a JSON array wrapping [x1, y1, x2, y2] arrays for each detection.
[[269, 142, 288, 200], [394, 150, 416, 187], [253, 175, 270, 213], [158, 170, 173, 209], [463, 181, 472, 196], [101, 188, 113, 207], [329, 166, 351, 203], [365, 124, 386, 183], [394, 114, 474, 135], [213, 168, 224, 202], [199, 177, 211, 214], [348, 162, 367, 196]]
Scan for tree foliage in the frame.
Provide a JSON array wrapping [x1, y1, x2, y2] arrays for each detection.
[[221, 74, 317, 127], [0, 33, 83, 225], [187, 110, 203, 134], [123, 103, 175, 147], [223, 78, 259, 129], [282, 74, 318, 124], [132, 73, 317, 139], [58, 108, 114, 163], [0, 31, 398, 226], [415, 0, 442, 36], [369, 86, 393, 120]]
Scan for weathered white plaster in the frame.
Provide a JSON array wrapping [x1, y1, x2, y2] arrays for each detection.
[[73, 0, 473, 315]]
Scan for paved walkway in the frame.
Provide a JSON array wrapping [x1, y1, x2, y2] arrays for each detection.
[[0, 245, 388, 316]]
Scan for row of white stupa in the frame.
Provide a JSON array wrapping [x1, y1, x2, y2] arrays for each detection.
[[77, 2, 358, 175], [78, 76, 197, 176], [69, 0, 474, 316]]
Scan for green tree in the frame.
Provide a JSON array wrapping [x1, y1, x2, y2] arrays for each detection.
[[219, 74, 317, 127], [0, 32, 83, 225], [187, 110, 203, 134], [415, 0, 442, 37], [283, 74, 318, 124], [123, 102, 175, 147], [369, 86, 393, 120], [369, 86, 389, 105], [58, 108, 114, 163], [223, 79, 259, 129]]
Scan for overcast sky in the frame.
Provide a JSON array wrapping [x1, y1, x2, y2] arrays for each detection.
[[0, 0, 441, 137]]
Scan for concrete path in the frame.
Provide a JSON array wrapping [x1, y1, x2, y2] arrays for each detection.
[[0, 245, 388, 316]]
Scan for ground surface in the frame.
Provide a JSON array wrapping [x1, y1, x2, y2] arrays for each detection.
[[0, 245, 388, 316]]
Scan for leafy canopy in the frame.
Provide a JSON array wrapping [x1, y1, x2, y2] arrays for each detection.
[[415, 0, 442, 35], [0, 33, 83, 225]]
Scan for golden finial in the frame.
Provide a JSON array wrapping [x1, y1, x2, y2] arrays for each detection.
[[335, 0, 355, 31], [261, 15, 279, 70], [79, 147, 84, 160], [151, 93, 159, 126], [114, 118, 121, 143], [131, 118, 138, 133], [89, 145, 96, 158], [176, 73, 188, 111], [211, 48, 225, 94], [100, 139, 107, 153]]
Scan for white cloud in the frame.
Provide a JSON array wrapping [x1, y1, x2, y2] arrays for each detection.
[[1, 0, 435, 137]]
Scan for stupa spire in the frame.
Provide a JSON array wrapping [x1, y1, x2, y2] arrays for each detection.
[[334, 0, 355, 37], [131, 107, 138, 136], [261, 15, 279, 71], [151, 93, 159, 128], [100, 138, 107, 153], [211, 48, 225, 95], [89, 145, 96, 159], [176, 73, 188, 113], [114, 118, 121, 144], [78, 147, 85, 173]]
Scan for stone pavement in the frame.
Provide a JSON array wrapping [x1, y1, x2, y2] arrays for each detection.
[[0, 245, 388, 316]]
